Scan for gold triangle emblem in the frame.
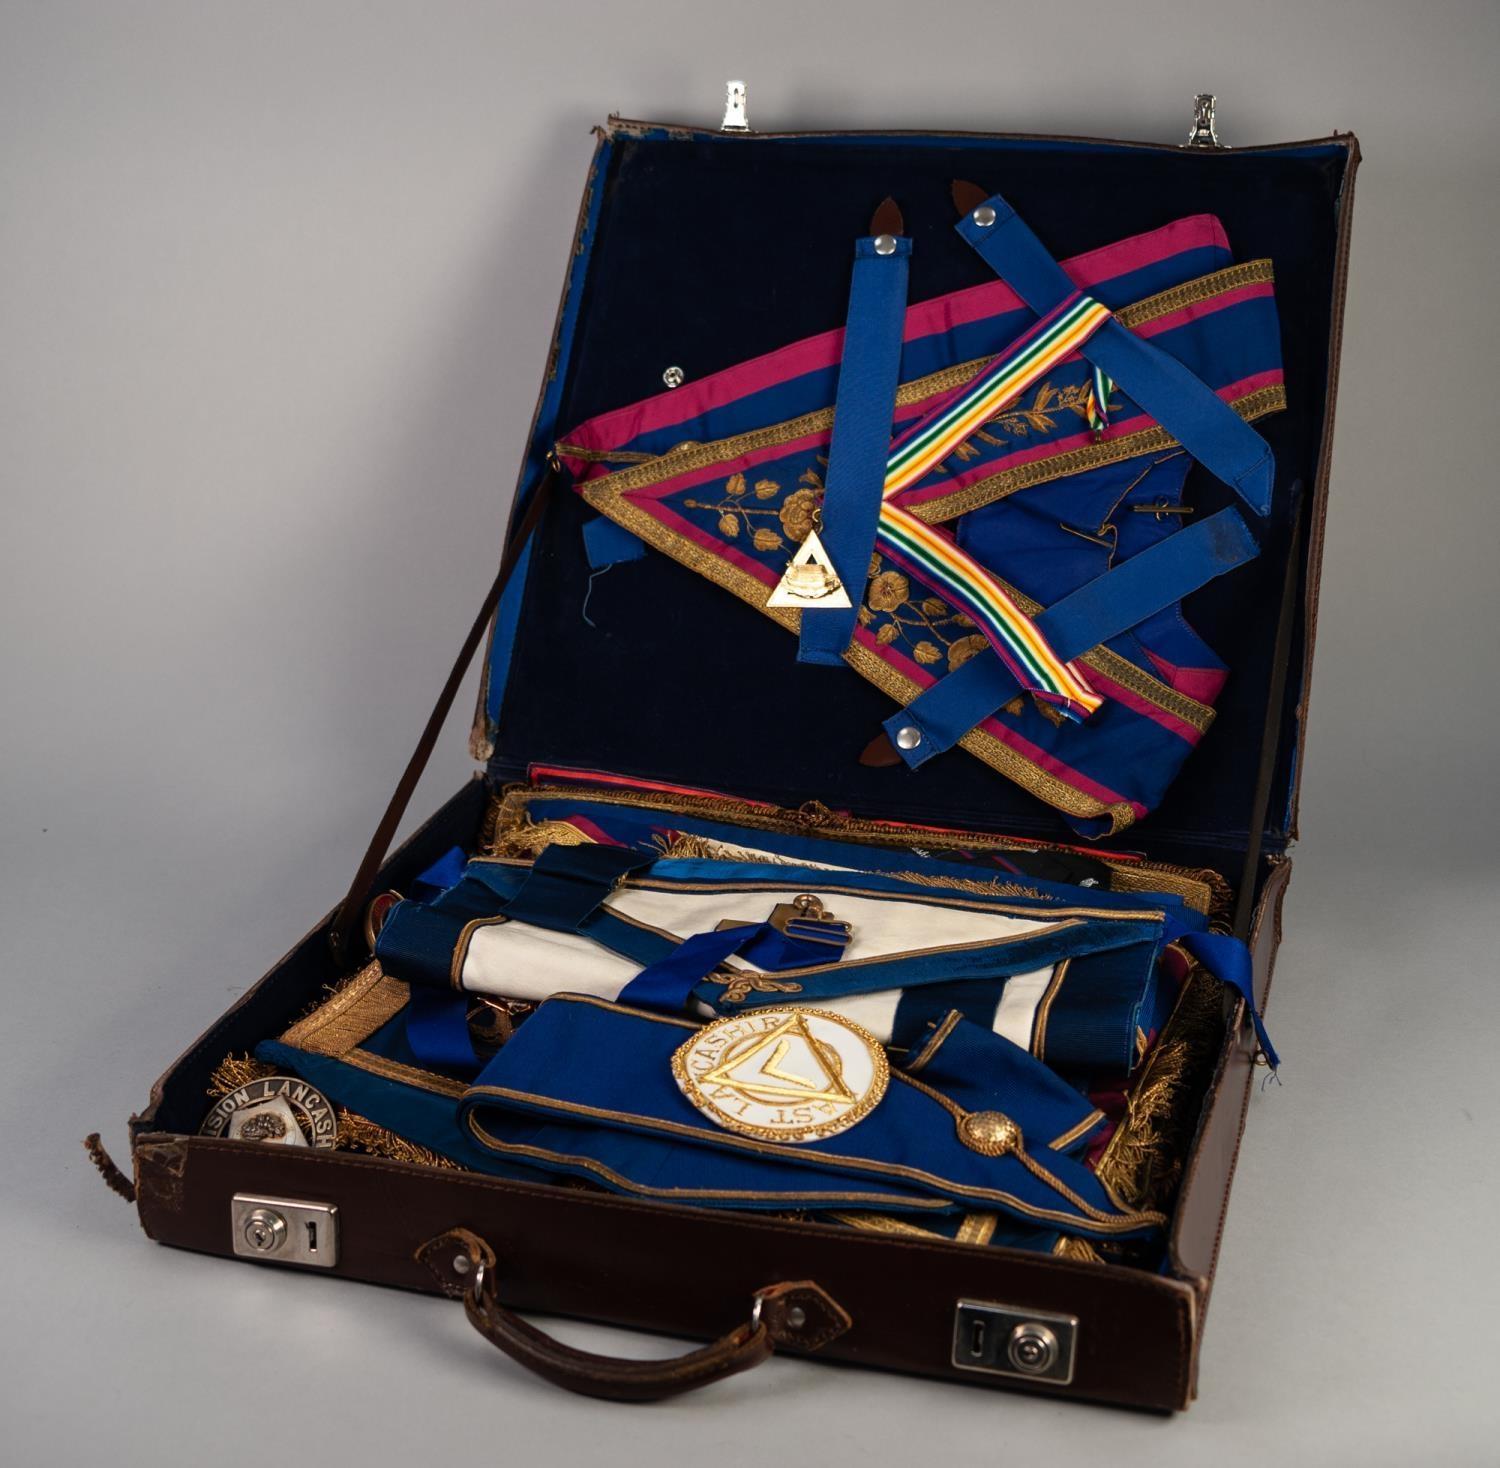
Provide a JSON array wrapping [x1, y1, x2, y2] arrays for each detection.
[[766, 529, 853, 610], [701, 1011, 855, 1105]]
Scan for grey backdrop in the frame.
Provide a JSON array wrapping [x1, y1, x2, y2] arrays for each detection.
[[3, 2, 1497, 1463]]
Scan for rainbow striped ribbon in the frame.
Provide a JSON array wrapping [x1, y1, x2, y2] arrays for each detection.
[[873, 293, 1112, 719], [1086, 365, 1115, 436]]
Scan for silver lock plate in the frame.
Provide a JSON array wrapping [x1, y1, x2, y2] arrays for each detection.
[[952, 1300, 1078, 1386], [231, 1194, 339, 1268]]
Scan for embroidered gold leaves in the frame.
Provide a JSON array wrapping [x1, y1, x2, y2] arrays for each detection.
[[858, 560, 984, 672], [683, 460, 833, 556], [935, 380, 1094, 471], [684, 471, 789, 550]]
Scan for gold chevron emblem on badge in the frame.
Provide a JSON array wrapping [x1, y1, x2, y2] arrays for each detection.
[[700, 1013, 856, 1105], [673, 1007, 888, 1143]]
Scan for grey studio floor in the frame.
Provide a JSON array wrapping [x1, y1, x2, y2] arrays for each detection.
[[3, 3, 1498, 1465]]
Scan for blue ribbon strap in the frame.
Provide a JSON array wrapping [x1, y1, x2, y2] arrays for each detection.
[[956, 194, 1274, 517], [1179, 930, 1280, 1070], [882, 505, 1258, 767], [380, 844, 655, 1070], [620, 920, 850, 1013], [798, 231, 911, 666], [582, 514, 646, 570]]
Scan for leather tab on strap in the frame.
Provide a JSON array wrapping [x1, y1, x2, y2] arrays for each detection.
[[950, 178, 988, 216], [753, 1279, 852, 1353], [870, 195, 904, 236]]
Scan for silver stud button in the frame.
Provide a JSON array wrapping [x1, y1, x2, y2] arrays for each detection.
[[894, 725, 922, 751], [452, 1253, 471, 1275], [873, 234, 897, 256], [972, 205, 997, 228], [662, 365, 685, 389], [786, 1305, 807, 1329]]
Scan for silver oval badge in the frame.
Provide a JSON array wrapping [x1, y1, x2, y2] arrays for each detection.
[[200, 1075, 338, 1149]]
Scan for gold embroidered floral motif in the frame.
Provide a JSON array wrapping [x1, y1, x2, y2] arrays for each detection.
[[860, 559, 993, 673], [778, 482, 822, 542], [683, 471, 793, 548]]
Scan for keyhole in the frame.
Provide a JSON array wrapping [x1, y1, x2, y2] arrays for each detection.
[[305, 1221, 318, 1254], [968, 1318, 987, 1358]]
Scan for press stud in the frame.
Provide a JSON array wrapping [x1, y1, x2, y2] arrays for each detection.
[[894, 725, 922, 751], [873, 234, 897, 256], [786, 1305, 807, 1329], [972, 205, 997, 228], [452, 1253, 471, 1275], [662, 365, 685, 389]]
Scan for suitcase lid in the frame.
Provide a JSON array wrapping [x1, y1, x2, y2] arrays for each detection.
[[471, 108, 1359, 866]]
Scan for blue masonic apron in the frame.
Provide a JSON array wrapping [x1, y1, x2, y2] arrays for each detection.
[[373, 846, 1182, 1073]]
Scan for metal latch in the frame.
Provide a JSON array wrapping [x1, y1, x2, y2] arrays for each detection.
[[722, 80, 749, 132], [231, 1194, 339, 1268], [952, 1300, 1077, 1385], [1185, 93, 1221, 147]]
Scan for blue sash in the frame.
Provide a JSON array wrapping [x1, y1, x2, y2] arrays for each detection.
[[458, 995, 1163, 1239]]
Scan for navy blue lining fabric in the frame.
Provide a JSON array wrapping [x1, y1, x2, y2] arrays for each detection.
[[485, 133, 1349, 861]]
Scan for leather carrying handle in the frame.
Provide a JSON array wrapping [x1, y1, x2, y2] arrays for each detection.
[[328, 474, 555, 967], [418, 1228, 851, 1402]]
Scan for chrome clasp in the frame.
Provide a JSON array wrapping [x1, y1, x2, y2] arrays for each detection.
[[722, 79, 750, 132], [1185, 93, 1220, 147]]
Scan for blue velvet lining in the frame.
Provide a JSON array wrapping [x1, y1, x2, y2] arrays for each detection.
[[484, 131, 1350, 861]]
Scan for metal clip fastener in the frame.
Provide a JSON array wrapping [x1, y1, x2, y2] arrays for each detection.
[[722, 80, 749, 132], [1132, 500, 1195, 520], [1185, 93, 1220, 148]]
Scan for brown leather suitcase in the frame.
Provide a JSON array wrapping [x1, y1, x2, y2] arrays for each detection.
[[96, 99, 1360, 1413]]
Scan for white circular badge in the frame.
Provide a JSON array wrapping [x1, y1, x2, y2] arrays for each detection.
[[672, 1007, 889, 1143]]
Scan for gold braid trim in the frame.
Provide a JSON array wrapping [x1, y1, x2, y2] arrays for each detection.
[[1108, 863, 1229, 920], [279, 961, 410, 1058], [206, 1055, 463, 1171]]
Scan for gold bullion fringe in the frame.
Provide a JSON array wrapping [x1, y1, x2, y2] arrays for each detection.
[[206, 1055, 464, 1171], [1097, 962, 1226, 1212], [1047, 966, 1226, 1263], [1052, 1235, 1104, 1264], [657, 832, 793, 862], [490, 817, 595, 858]]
